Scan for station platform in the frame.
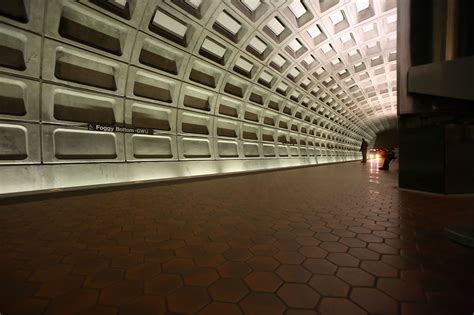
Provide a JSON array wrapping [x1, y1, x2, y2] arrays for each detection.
[[0, 161, 473, 315]]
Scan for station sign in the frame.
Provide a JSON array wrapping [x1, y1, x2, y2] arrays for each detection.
[[88, 123, 153, 135]]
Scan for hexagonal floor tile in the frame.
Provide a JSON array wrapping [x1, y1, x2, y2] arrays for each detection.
[[360, 261, 398, 277], [206, 242, 230, 254], [247, 256, 280, 271], [327, 253, 360, 267], [276, 265, 311, 283], [183, 268, 219, 286], [119, 295, 166, 315], [98, 280, 142, 306], [277, 283, 320, 308], [331, 229, 356, 238], [296, 236, 321, 246], [194, 254, 226, 267], [298, 246, 328, 258], [125, 262, 161, 280], [309, 275, 350, 297], [339, 238, 367, 248], [228, 239, 255, 249], [350, 287, 398, 315], [318, 297, 367, 315], [348, 248, 380, 260], [368, 243, 399, 255], [249, 244, 278, 256], [223, 248, 253, 261], [162, 258, 195, 274], [273, 251, 305, 264], [144, 249, 174, 263], [314, 233, 339, 242], [303, 259, 337, 274], [208, 278, 249, 303], [175, 245, 207, 258], [144, 273, 182, 295], [244, 272, 282, 292], [217, 261, 252, 278], [320, 242, 348, 253], [336, 267, 375, 287], [157, 239, 185, 250], [167, 286, 211, 314], [239, 292, 286, 315], [275, 240, 301, 251], [357, 234, 383, 243], [84, 269, 123, 289]]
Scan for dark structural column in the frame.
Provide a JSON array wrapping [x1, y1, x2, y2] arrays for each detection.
[[398, 0, 474, 194]]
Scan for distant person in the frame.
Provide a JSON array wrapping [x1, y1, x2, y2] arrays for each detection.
[[379, 148, 396, 170], [360, 138, 368, 163]]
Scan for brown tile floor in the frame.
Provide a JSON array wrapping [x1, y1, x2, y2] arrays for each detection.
[[1, 160, 474, 315]]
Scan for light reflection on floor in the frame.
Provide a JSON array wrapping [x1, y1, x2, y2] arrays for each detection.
[[369, 158, 381, 173], [369, 158, 381, 185], [368, 158, 382, 197]]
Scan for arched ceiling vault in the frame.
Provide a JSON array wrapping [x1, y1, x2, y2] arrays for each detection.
[[151, 0, 398, 136]]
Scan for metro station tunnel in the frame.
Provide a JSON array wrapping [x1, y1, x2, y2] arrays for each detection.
[[0, 0, 473, 314]]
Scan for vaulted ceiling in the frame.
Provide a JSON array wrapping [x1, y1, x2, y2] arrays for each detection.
[[154, 0, 398, 136]]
